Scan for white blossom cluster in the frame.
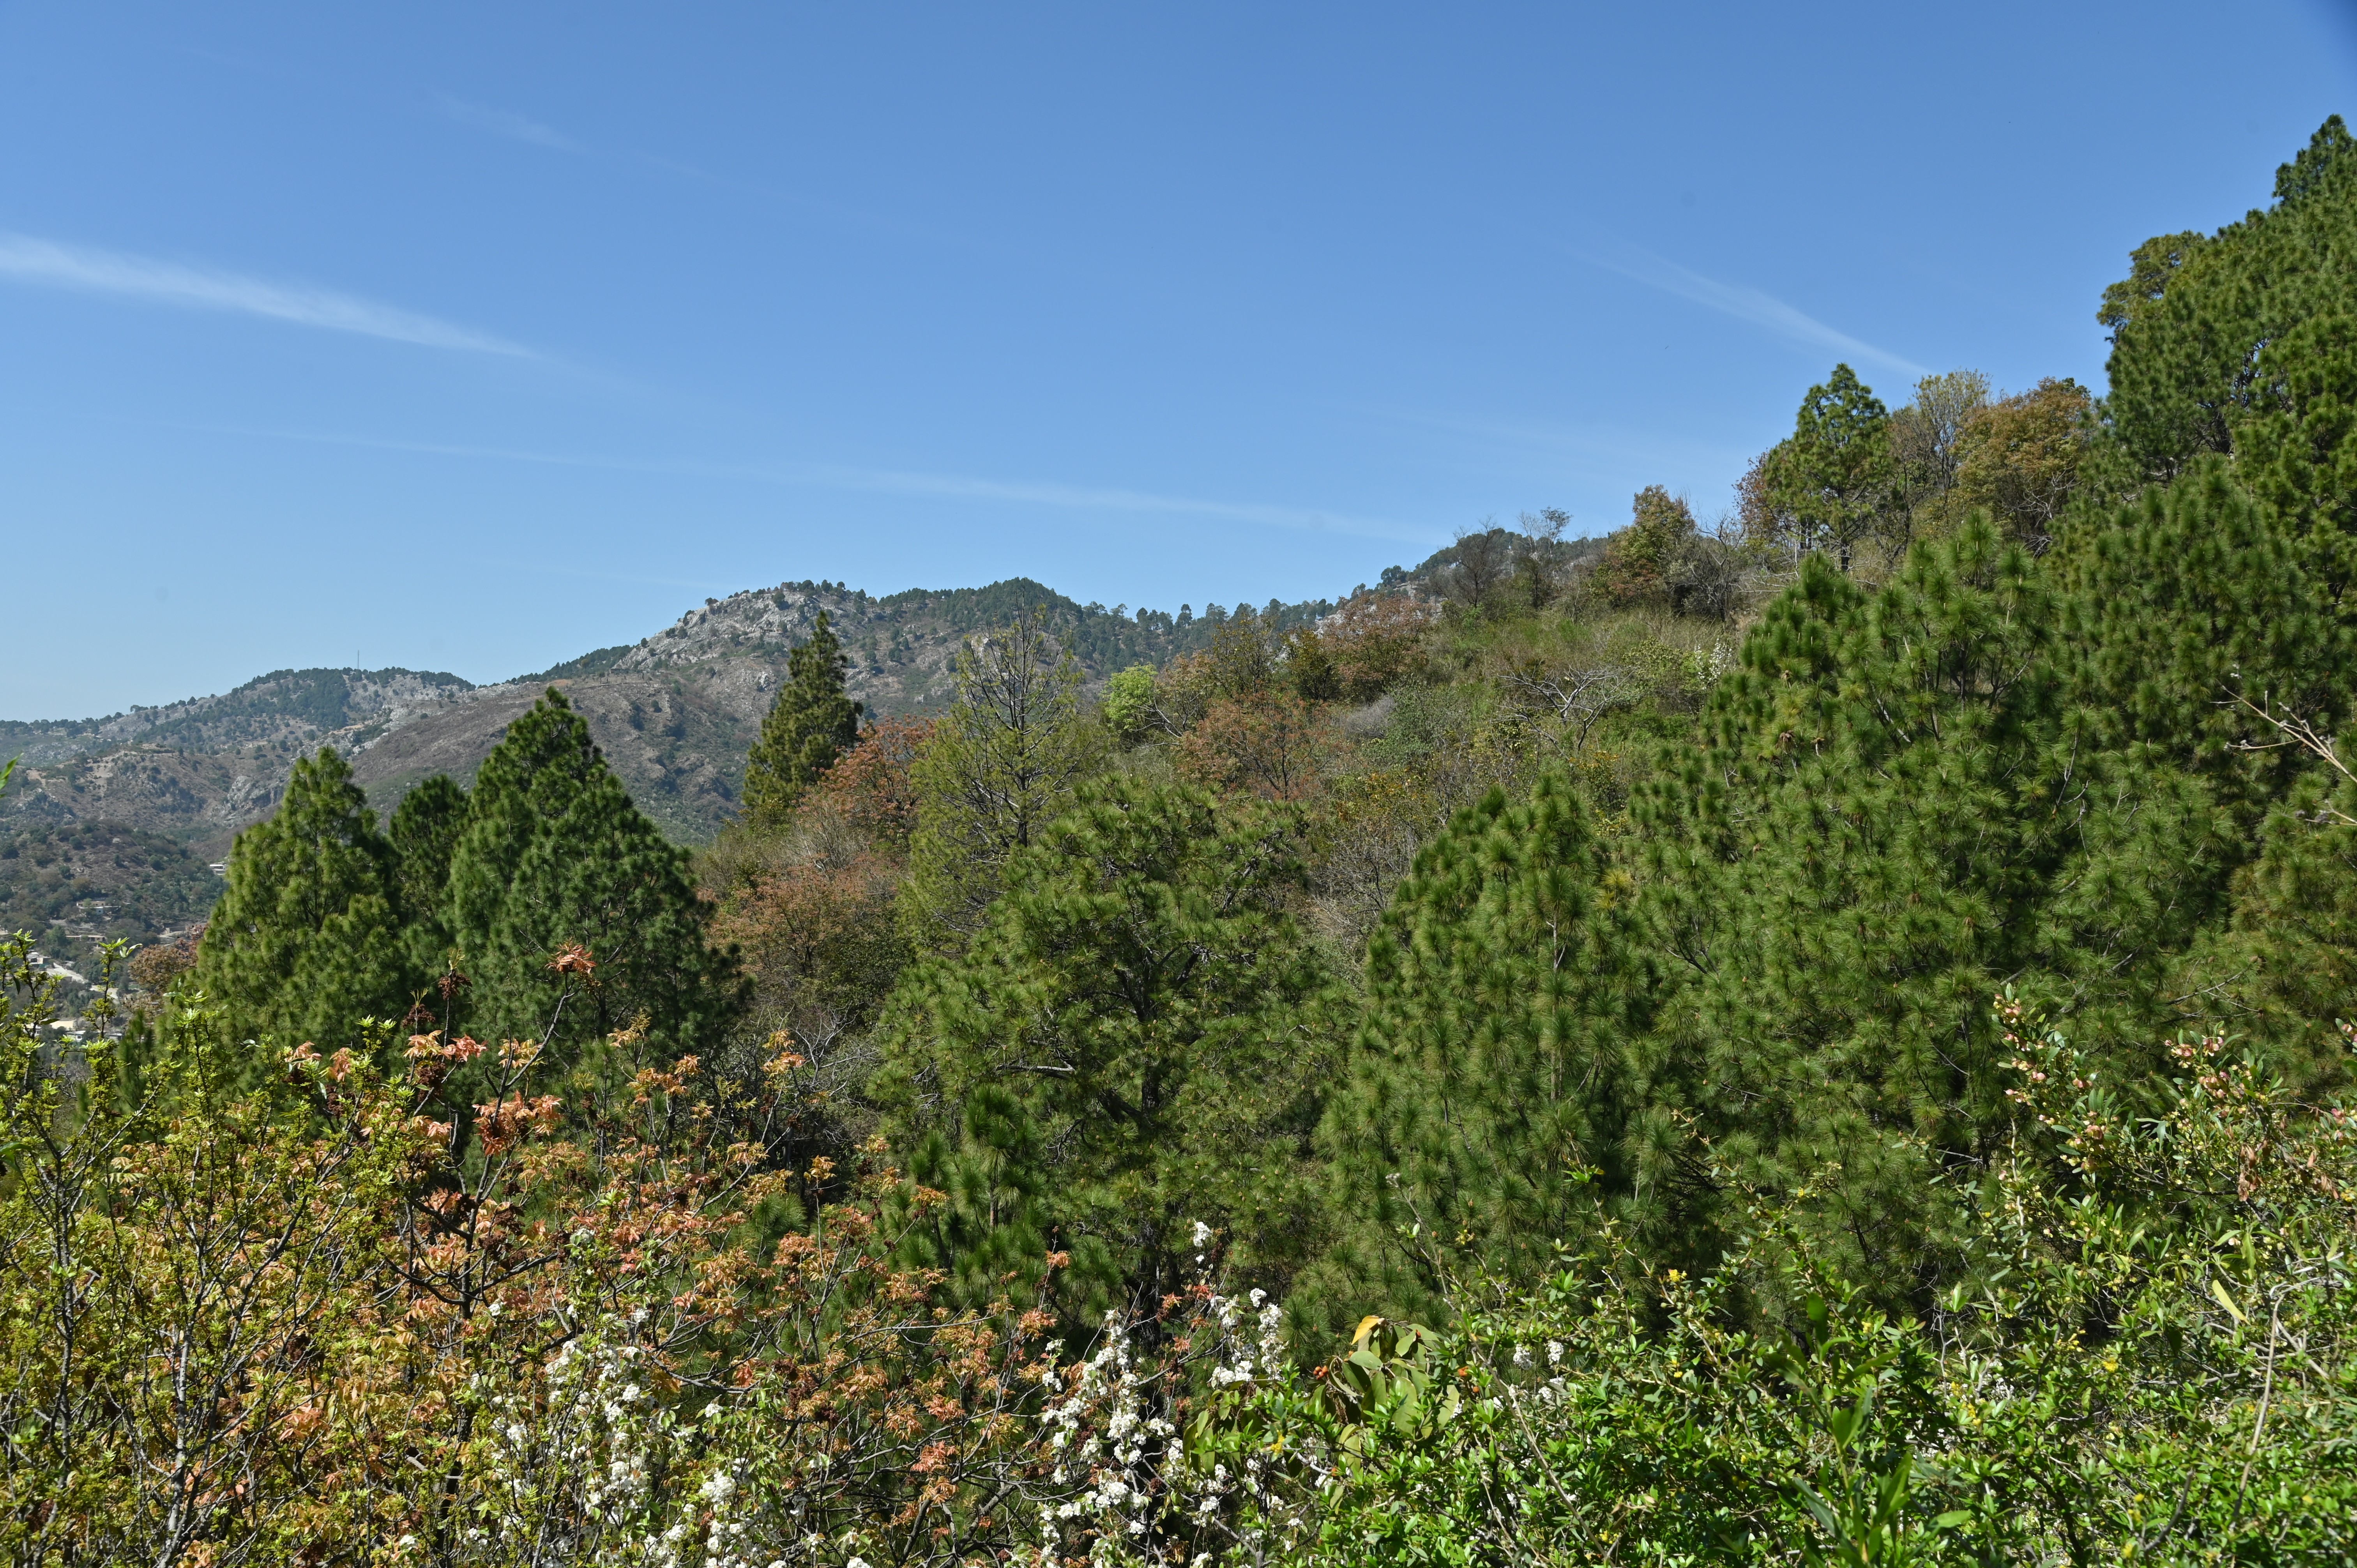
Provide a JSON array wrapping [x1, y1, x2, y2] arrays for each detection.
[[1035, 1308, 1181, 1560], [469, 1316, 857, 1568], [457, 1320, 684, 1568], [442, 1248, 1319, 1568], [1028, 1275, 1315, 1567]]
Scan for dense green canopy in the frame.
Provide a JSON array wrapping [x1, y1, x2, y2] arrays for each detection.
[[193, 747, 412, 1053], [878, 775, 1336, 1315], [444, 690, 741, 1054], [196, 691, 740, 1067]]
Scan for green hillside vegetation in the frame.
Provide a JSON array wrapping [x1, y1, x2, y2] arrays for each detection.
[[0, 821, 219, 950], [8, 117, 2357, 1567], [0, 577, 1339, 860]]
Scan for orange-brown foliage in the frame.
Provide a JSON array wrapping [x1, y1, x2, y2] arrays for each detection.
[[812, 715, 931, 846], [1313, 591, 1436, 702], [128, 925, 203, 994], [712, 853, 906, 1037], [1176, 694, 1338, 802]]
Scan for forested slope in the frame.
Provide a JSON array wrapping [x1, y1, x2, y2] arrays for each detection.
[[9, 117, 2357, 1568], [0, 577, 1339, 858]]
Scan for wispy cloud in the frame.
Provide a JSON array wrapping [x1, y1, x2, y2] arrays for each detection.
[[804, 462, 1423, 542], [193, 424, 1420, 542], [0, 234, 531, 355], [1584, 246, 1926, 380], [1384, 408, 1753, 476], [434, 94, 580, 152]]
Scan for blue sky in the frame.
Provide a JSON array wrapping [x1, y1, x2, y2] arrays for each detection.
[[5, 2, 2354, 719]]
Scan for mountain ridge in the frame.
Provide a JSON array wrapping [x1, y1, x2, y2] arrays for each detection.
[[1, 573, 1344, 858]]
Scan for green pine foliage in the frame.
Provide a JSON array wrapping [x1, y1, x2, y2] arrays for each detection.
[[1309, 773, 1643, 1330], [740, 609, 864, 827], [889, 1083, 1097, 1313], [387, 773, 467, 975], [1625, 525, 2240, 1293], [389, 774, 468, 922], [192, 747, 414, 1052], [174, 693, 742, 1079], [2094, 116, 2357, 504], [1756, 364, 1899, 571], [1322, 519, 2274, 1319], [443, 690, 742, 1055], [877, 775, 1337, 1312], [2177, 767, 2357, 1089], [2058, 459, 2351, 815], [1201, 1012, 2357, 1566], [899, 609, 1102, 950]]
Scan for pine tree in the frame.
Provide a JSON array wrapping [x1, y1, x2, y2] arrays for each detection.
[[1322, 526, 2251, 1317], [1622, 524, 2234, 1294], [2062, 114, 2357, 1074], [443, 690, 742, 1057], [1308, 772, 1643, 1331], [1761, 364, 1900, 571], [389, 775, 468, 923], [2177, 763, 2357, 1092], [741, 609, 862, 828], [2058, 459, 2350, 818], [887, 1085, 1125, 1316], [192, 748, 413, 1054], [898, 608, 1101, 950], [2093, 117, 2357, 501], [878, 776, 1335, 1312]]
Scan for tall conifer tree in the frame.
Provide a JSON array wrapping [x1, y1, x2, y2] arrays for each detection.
[[1764, 364, 1899, 572], [899, 609, 1101, 949], [1323, 526, 2246, 1315], [388, 774, 468, 975], [193, 748, 413, 1052], [741, 610, 862, 828], [443, 690, 742, 1056], [1624, 525, 2235, 1294], [1311, 773, 1644, 1330], [2092, 115, 2357, 508], [2059, 461, 2349, 816], [878, 776, 1333, 1312]]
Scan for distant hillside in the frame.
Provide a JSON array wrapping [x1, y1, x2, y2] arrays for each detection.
[[0, 666, 476, 767], [0, 573, 1343, 856], [0, 820, 221, 952], [340, 576, 1336, 844]]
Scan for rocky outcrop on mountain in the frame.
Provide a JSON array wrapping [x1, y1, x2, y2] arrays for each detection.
[[1, 576, 1334, 853], [0, 667, 480, 768]]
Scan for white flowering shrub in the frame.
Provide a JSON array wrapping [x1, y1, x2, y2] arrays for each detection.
[[443, 1323, 679, 1568]]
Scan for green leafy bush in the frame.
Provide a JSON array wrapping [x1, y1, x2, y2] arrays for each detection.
[[1170, 1001, 2357, 1565]]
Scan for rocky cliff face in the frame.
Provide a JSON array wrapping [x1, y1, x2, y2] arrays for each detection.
[[1, 575, 1326, 854]]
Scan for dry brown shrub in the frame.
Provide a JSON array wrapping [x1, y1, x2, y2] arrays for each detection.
[[127, 925, 202, 994], [812, 715, 930, 848], [1316, 591, 1437, 702], [1175, 694, 1339, 802]]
